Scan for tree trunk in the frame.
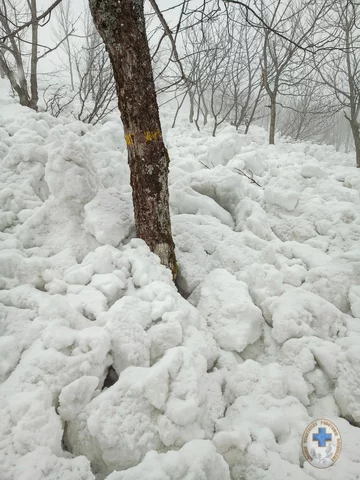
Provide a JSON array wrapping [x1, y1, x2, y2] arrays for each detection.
[[350, 120, 360, 168], [194, 95, 201, 132], [202, 94, 208, 126], [245, 87, 262, 135], [66, 36, 75, 91], [29, 0, 39, 111], [269, 95, 276, 144], [172, 91, 187, 128], [294, 113, 306, 141], [89, 0, 177, 277], [212, 119, 218, 137], [189, 90, 195, 124], [0, 2, 33, 109], [0, 55, 30, 107]]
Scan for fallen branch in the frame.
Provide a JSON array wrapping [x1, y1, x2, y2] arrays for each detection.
[[234, 167, 262, 187], [199, 160, 210, 169]]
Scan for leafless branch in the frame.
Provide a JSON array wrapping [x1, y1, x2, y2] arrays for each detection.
[[0, 0, 63, 41]]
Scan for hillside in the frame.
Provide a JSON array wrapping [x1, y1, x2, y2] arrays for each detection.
[[1, 85, 360, 480]]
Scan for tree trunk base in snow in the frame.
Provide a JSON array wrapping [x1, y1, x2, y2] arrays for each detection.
[[89, 0, 177, 278]]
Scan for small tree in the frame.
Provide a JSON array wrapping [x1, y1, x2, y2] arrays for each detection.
[[0, 0, 38, 109], [89, 0, 177, 277], [314, 0, 360, 168], [52, 0, 77, 91], [225, 13, 263, 131], [237, 0, 331, 144], [277, 80, 338, 142], [74, 23, 117, 125], [181, 11, 263, 135], [0, 0, 69, 111]]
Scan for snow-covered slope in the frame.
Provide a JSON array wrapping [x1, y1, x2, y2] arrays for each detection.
[[1, 87, 360, 480]]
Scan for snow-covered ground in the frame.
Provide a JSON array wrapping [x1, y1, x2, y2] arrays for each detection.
[[1, 82, 360, 480]]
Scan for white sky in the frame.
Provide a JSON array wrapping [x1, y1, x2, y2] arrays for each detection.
[[35, 0, 187, 79]]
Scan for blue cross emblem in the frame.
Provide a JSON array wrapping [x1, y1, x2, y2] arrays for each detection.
[[313, 427, 332, 447]]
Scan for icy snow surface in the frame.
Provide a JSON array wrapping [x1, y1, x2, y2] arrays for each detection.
[[1, 87, 360, 480]]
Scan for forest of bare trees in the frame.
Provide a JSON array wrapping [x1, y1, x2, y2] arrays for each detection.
[[1, 0, 359, 160], [153, 0, 360, 163]]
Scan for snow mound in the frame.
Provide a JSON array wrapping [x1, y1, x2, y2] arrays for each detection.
[[264, 177, 301, 211], [301, 163, 327, 179], [65, 347, 224, 475], [190, 269, 263, 353], [264, 289, 346, 344], [335, 344, 360, 423], [45, 132, 100, 202], [303, 254, 360, 312], [215, 359, 311, 479], [13, 447, 94, 480], [106, 440, 230, 480], [84, 186, 134, 246], [349, 285, 360, 318]]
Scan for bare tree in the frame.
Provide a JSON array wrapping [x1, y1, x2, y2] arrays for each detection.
[[42, 84, 76, 117], [261, 1, 303, 143], [277, 79, 338, 142], [226, 13, 263, 131], [89, 0, 177, 278], [185, 17, 236, 135], [0, 0, 37, 109], [225, 0, 331, 144], [74, 24, 117, 125], [145, 0, 349, 145], [52, 0, 77, 91], [207, 34, 236, 136], [314, 1, 360, 167], [180, 11, 263, 135], [28, 0, 38, 108], [0, 0, 67, 110], [181, 23, 211, 127]]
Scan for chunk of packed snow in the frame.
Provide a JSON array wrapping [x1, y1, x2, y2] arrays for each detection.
[[301, 163, 327, 179], [191, 269, 263, 353], [264, 178, 300, 211], [84, 187, 134, 246], [303, 254, 360, 312], [263, 289, 346, 344], [349, 285, 360, 318], [334, 345, 360, 424], [65, 347, 224, 475], [105, 440, 230, 480]]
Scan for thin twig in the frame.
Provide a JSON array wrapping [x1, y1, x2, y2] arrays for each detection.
[[199, 160, 210, 169], [234, 167, 262, 187]]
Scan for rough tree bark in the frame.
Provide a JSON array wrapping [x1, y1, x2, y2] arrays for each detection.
[[89, 0, 177, 277], [269, 95, 276, 145], [349, 120, 360, 168], [29, 0, 39, 110]]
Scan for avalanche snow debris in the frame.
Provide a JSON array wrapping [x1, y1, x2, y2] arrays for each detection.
[[0, 91, 360, 480]]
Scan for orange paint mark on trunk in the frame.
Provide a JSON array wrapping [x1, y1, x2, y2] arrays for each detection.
[[125, 133, 135, 146], [144, 130, 162, 141], [125, 131, 162, 146]]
